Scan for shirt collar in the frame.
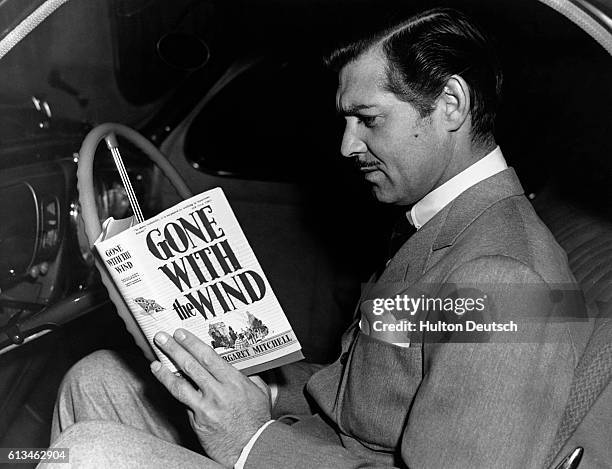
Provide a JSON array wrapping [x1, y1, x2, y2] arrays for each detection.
[[408, 146, 508, 230]]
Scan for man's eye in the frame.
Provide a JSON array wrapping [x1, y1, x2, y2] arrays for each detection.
[[358, 115, 378, 128]]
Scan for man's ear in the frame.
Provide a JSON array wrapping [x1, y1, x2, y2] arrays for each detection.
[[440, 75, 470, 132]]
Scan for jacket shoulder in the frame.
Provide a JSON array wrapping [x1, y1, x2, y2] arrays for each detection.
[[448, 195, 574, 284]]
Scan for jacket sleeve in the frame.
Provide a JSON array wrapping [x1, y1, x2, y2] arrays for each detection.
[[245, 256, 579, 469]]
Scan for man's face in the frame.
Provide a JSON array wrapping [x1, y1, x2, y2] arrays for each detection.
[[337, 51, 450, 205]]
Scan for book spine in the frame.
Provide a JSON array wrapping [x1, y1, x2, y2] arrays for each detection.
[[96, 243, 181, 373]]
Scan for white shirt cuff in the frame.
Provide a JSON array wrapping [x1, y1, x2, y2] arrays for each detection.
[[234, 420, 275, 469], [269, 382, 279, 407]]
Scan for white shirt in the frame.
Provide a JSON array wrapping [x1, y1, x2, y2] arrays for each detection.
[[234, 420, 275, 468], [409, 146, 507, 229], [237, 147, 508, 468]]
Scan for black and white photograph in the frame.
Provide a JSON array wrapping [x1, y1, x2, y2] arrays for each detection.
[[0, 0, 611, 467]]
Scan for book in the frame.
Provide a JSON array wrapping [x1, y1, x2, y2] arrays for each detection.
[[94, 187, 303, 375]]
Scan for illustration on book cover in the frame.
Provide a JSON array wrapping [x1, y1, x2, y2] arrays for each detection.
[[208, 311, 269, 351], [133, 297, 165, 316]]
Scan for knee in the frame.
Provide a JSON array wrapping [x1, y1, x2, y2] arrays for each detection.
[[59, 350, 135, 397], [50, 421, 129, 466], [53, 420, 115, 447]]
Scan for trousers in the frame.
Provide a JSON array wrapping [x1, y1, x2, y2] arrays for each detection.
[[41, 349, 322, 469]]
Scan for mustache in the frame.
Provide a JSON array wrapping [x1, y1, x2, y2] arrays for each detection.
[[355, 159, 379, 169]]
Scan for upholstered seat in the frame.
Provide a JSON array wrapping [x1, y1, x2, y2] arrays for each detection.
[[534, 190, 612, 317], [533, 189, 612, 467]]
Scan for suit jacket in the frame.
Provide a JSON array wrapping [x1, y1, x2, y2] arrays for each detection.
[[245, 168, 592, 469]]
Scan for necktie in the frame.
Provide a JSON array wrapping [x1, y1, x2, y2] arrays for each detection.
[[363, 212, 416, 346], [388, 212, 417, 260]]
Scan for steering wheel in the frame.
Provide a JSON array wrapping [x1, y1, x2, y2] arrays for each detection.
[[77, 123, 193, 360]]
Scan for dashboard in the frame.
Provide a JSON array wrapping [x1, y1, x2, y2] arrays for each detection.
[[0, 112, 151, 354]]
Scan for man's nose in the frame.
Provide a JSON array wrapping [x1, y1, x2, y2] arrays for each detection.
[[340, 124, 367, 158]]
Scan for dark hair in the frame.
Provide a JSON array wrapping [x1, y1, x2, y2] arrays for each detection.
[[325, 8, 503, 146]]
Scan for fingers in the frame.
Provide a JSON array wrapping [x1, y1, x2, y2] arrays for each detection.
[[150, 360, 201, 408], [154, 331, 221, 392], [173, 328, 241, 383]]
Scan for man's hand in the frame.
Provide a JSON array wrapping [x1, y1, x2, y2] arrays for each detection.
[[150, 328, 272, 468]]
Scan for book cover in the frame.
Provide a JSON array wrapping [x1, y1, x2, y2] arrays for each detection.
[[95, 187, 303, 374]]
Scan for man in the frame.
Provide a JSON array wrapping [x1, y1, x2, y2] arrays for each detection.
[[47, 8, 589, 468]]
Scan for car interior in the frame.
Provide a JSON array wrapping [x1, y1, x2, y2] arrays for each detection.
[[0, 0, 611, 467]]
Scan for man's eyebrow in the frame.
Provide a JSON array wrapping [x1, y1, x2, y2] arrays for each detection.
[[337, 104, 378, 116]]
